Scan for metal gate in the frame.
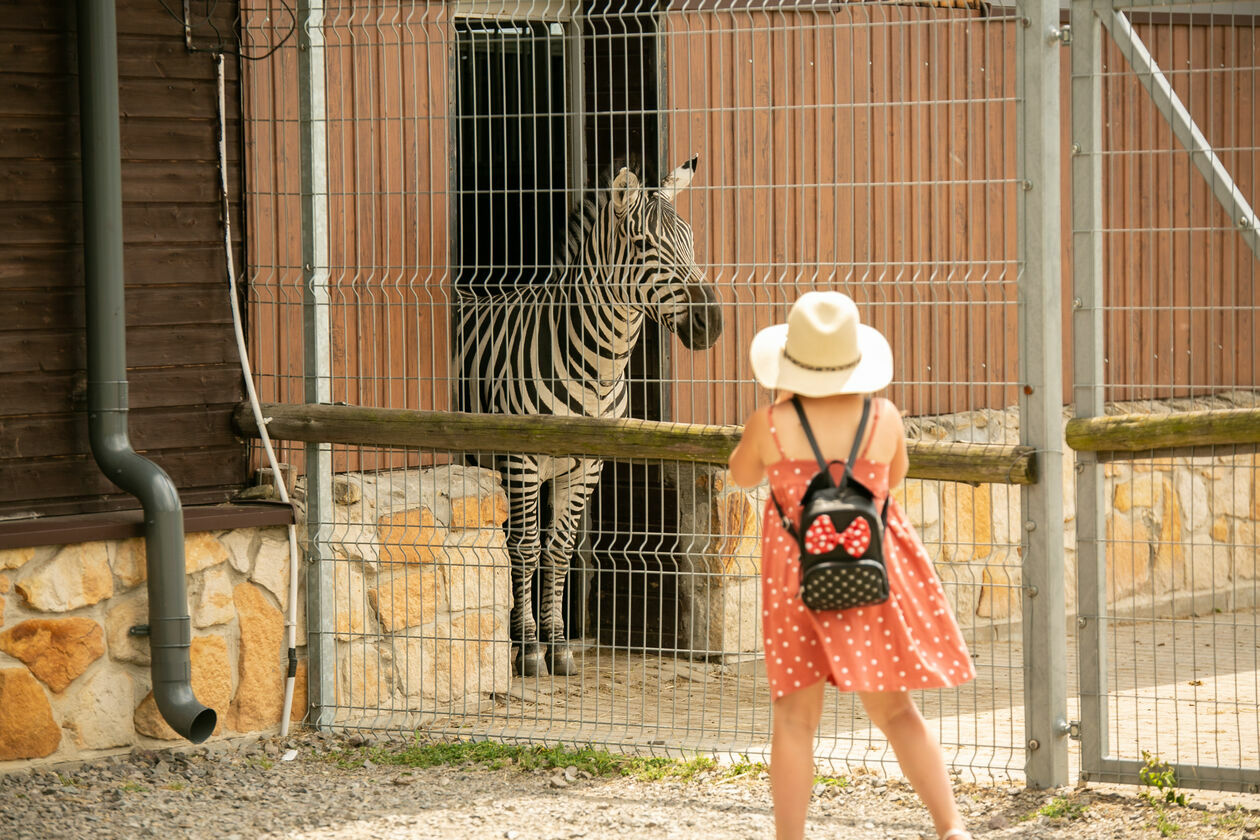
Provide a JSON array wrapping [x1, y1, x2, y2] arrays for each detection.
[[1069, 0, 1260, 792]]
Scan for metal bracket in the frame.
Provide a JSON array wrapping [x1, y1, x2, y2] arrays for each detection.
[[1049, 25, 1072, 46], [129, 624, 151, 637], [1054, 717, 1082, 741]]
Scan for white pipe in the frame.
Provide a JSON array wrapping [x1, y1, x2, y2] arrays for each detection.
[[215, 55, 302, 737]]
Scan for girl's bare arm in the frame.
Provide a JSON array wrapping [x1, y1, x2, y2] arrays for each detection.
[[728, 407, 769, 488]]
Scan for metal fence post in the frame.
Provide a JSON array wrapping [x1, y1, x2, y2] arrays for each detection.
[[1016, 0, 1069, 789], [1069, 0, 1107, 785], [298, 0, 335, 730]]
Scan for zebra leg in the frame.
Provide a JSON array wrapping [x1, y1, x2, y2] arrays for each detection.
[[503, 459, 547, 677], [539, 458, 604, 675]]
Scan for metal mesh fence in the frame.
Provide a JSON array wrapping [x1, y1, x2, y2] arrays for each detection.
[[239, 0, 1038, 782], [1071, 0, 1260, 791]]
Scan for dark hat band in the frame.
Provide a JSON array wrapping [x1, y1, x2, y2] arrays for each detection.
[[782, 347, 862, 373]]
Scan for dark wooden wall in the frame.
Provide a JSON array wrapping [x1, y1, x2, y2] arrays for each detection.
[[0, 0, 249, 518]]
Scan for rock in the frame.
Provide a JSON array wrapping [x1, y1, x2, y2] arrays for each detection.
[[193, 565, 236, 628], [68, 670, 134, 749], [378, 508, 443, 565], [185, 533, 230, 574], [1105, 511, 1154, 601], [112, 539, 147, 588], [940, 483, 993, 562], [988, 813, 1009, 830], [1114, 473, 1164, 513], [105, 593, 151, 665], [221, 530, 258, 575], [15, 542, 114, 612], [230, 583, 285, 732], [0, 547, 36, 571], [251, 530, 292, 609], [369, 567, 443, 632], [398, 610, 510, 703], [333, 476, 362, 505], [442, 529, 511, 614], [0, 617, 105, 692], [336, 640, 395, 711], [0, 668, 60, 759], [332, 561, 370, 640]]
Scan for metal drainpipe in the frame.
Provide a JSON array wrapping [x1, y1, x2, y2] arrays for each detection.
[[76, 0, 216, 744]]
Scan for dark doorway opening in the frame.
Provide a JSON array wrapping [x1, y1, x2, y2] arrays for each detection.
[[454, 19, 569, 296]]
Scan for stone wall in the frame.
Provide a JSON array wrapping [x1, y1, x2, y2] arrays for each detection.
[[900, 391, 1260, 629], [302, 465, 512, 722], [0, 463, 514, 766], [0, 525, 300, 766]]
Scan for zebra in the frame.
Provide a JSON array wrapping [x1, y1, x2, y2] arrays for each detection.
[[454, 156, 723, 677]]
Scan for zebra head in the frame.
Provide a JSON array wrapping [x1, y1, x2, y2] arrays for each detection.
[[603, 156, 723, 351]]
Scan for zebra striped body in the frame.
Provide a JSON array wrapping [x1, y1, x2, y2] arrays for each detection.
[[454, 159, 722, 675]]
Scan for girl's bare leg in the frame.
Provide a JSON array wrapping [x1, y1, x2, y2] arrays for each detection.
[[770, 679, 826, 840], [858, 690, 967, 839]]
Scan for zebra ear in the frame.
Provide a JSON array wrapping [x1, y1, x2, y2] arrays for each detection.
[[658, 154, 699, 203], [610, 167, 640, 216]]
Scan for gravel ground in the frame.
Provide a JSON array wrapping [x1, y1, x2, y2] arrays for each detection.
[[2, 732, 1258, 840]]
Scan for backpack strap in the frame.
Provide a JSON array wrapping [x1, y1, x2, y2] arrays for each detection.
[[771, 396, 873, 538], [789, 395, 871, 485]]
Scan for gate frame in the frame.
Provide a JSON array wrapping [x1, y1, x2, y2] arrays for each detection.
[[1070, 0, 1260, 793]]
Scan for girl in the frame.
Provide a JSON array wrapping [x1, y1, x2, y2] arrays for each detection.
[[728, 291, 975, 840]]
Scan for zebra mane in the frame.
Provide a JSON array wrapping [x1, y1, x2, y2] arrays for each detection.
[[556, 166, 648, 270], [556, 192, 603, 270]]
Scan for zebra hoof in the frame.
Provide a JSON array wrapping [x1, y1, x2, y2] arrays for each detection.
[[515, 645, 548, 677], [546, 646, 576, 676]]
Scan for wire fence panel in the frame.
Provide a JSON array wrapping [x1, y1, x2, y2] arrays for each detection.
[[1072, 0, 1260, 792], [241, 0, 1030, 782]]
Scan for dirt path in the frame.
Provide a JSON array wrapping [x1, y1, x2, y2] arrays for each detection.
[[2, 733, 1258, 840]]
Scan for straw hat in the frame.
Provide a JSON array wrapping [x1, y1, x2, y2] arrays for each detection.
[[749, 291, 893, 397]]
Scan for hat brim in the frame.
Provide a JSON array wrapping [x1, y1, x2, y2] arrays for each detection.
[[749, 322, 893, 397]]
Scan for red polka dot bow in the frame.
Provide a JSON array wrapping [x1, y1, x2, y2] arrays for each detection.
[[803, 516, 871, 556]]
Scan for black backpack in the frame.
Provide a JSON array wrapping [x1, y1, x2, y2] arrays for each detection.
[[769, 395, 891, 612]]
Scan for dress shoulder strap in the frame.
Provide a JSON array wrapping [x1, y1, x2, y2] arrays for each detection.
[[767, 403, 790, 460], [858, 397, 882, 461]]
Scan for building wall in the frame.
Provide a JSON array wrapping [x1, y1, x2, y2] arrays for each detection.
[[0, 0, 249, 517], [246, 7, 1259, 431]]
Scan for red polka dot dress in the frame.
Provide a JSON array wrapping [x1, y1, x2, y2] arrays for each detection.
[[761, 401, 976, 698]]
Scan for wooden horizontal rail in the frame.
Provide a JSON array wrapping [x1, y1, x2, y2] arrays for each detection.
[[1065, 407, 1260, 454], [235, 403, 1039, 485]]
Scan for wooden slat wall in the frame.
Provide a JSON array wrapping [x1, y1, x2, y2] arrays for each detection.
[[242, 8, 1259, 439], [661, 4, 1025, 421], [0, 0, 249, 517], [1101, 18, 1259, 402]]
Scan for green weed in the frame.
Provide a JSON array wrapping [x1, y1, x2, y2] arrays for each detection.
[[325, 737, 763, 785], [1037, 796, 1088, 821]]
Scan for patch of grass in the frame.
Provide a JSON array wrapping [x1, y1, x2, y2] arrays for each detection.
[[723, 755, 766, 780], [120, 782, 147, 793], [324, 737, 762, 785], [247, 756, 275, 771], [1212, 808, 1253, 831], [56, 774, 81, 787], [1037, 796, 1088, 821], [812, 775, 849, 789], [162, 781, 187, 791]]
